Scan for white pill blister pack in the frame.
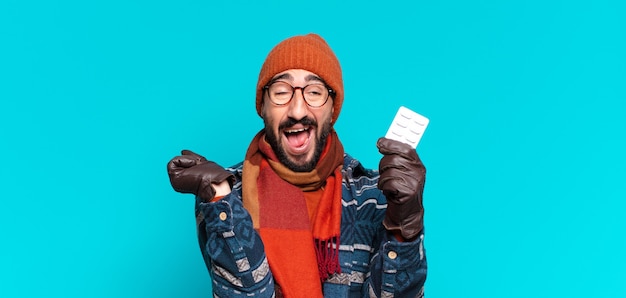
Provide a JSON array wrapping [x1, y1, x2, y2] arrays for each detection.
[[385, 106, 430, 148]]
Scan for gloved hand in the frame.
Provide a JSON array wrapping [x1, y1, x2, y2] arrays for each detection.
[[377, 138, 426, 240], [167, 150, 234, 202]]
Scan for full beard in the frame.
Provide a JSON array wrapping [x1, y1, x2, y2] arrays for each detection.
[[264, 117, 332, 172]]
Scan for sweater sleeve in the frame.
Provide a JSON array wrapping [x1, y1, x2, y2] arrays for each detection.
[[364, 230, 427, 297], [195, 189, 275, 297]]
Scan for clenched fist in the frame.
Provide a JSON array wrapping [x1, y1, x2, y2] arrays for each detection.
[[377, 138, 426, 240], [167, 150, 234, 202]]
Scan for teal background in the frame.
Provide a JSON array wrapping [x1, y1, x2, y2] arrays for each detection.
[[1, 0, 625, 297]]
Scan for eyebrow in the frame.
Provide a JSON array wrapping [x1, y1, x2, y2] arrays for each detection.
[[305, 74, 324, 83], [270, 73, 292, 83]]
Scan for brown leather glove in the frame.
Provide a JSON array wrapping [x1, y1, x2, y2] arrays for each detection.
[[377, 138, 426, 240], [167, 150, 234, 202]]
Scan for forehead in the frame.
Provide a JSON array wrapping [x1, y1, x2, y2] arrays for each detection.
[[270, 69, 324, 83]]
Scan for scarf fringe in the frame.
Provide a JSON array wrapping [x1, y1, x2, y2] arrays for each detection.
[[315, 236, 341, 280]]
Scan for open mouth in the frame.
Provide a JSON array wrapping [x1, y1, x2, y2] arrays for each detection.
[[283, 126, 312, 154]]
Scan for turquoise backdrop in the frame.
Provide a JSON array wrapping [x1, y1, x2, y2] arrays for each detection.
[[1, 0, 625, 297]]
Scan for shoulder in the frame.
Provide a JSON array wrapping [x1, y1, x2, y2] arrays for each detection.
[[226, 161, 244, 175], [225, 161, 244, 191], [342, 153, 379, 185], [342, 153, 384, 203]]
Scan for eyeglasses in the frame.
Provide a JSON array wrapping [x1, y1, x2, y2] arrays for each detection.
[[263, 81, 334, 108]]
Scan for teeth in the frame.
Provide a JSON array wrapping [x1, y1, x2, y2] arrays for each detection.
[[285, 128, 307, 134]]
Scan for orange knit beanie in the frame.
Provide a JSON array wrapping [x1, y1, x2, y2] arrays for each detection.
[[256, 33, 344, 124]]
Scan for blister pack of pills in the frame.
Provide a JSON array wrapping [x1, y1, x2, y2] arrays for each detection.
[[385, 106, 429, 148]]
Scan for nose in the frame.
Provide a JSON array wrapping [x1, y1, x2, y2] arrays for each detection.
[[286, 87, 308, 120]]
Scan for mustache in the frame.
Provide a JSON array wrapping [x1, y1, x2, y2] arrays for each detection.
[[279, 117, 317, 130]]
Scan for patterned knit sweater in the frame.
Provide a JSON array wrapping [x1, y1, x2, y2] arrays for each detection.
[[194, 154, 427, 297]]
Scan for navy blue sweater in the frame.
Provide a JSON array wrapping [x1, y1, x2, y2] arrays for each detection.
[[194, 154, 427, 297]]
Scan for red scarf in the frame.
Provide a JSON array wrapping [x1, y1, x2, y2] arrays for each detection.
[[242, 129, 344, 297]]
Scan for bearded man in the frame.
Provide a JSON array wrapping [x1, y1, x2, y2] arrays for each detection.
[[167, 33, 427, 297]]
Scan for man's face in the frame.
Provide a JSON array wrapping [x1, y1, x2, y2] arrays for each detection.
[[261, 69, 334, 172]]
